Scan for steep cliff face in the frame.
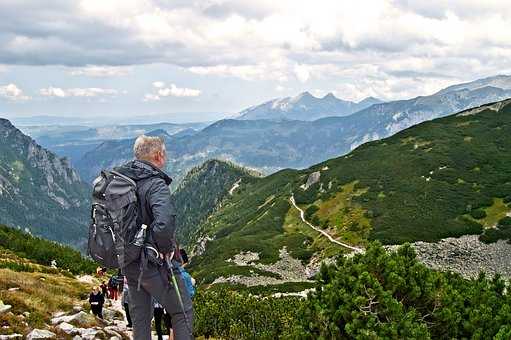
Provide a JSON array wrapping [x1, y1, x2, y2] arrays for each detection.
[[0, 118, 90, 247]]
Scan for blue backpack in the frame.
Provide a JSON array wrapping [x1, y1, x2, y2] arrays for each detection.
[[178, 267, 196, 298]]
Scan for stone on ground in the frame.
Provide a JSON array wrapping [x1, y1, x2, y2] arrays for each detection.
[[26, 329, 56, 339]]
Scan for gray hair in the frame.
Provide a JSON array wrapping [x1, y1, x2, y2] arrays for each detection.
[[133, 135, 166, 160]]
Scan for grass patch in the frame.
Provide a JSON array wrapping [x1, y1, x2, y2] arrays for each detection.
[[311, 181, 371, 245], [0, 268, 92, 336], [470, 198, 511, 228]]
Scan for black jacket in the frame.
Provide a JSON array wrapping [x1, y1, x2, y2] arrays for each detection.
[[89, 292, 105, 307], [115, 160, 176, 255]]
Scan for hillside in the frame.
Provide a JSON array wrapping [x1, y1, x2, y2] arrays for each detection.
[[0, 225, 116, 338], [0, 119, 90, 247], [188, 99, 511, 286], [173, 159, 260, 246], [237, 91, 382, 121], [73, 75, 511, 187]]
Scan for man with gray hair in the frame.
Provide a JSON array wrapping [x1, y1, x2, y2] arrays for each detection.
[[115, 135, 193, 340]]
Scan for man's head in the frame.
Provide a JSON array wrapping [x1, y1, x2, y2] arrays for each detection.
[[133, 135, 167, 169]]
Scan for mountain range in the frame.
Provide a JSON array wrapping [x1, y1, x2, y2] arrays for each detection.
[[71, 75, 511, 187], [237, 92, 382, 121]]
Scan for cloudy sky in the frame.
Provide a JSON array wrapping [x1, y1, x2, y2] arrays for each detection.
[[1, 0, 511, 123]]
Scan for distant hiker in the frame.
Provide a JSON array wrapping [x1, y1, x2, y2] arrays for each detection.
[[96, 266, 107, 277], [122, 278, 132, 329], [175, 246, 196, 299], [108, 275, 119, 300], [50, 260, 57, 268], [154, 299, 173, 340], [100, 281, 109, 299], [115, 135, 193, 339], [89, 286, 105, 319], [179, 248, 189, 267], [116, 270, 125, 293]]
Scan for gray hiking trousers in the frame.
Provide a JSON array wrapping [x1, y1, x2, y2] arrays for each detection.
[[126, 262, 194, 340]]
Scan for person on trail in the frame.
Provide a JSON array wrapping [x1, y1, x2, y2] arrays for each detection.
[[153, 299, 173, 340], [116, 135, 193, 340], [100, 281, 109, 299], [122, 278, 133, 329], [174, 246, 196, 299], [89, 286, 105, 319], [108, 275, 119, 300]]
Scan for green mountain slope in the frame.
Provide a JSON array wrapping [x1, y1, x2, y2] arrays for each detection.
[[189, 99, 511, 283], [0, 119, 90, 247], [173, 159, 260, 246]]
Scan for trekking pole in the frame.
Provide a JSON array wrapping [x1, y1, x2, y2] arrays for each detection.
[[165, 253, 193, 339]]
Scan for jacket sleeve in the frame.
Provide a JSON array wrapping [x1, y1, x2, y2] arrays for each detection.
[[147, 178, 177, 254]]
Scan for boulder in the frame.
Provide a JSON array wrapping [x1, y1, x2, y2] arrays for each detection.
[[0, 334, 23, 339], [102, 308, 117, 320], [56, 322, 77, 335], [79, 328, 105, 340], [26, 329, 56, 339], [0, 301, 12, 315], [72, 305, 83, 313], [51, 311, 93, 326]]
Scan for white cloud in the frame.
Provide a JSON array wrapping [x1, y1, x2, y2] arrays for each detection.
[[1, 1, 511, 102], [188, 63, 289, 82], [144, 83, 201, 101], [40, 86, 67, 97], [158, 84, 201, 97], [0, 83, 30, 101], [293, 64, 311, 83], [69, 66, 131, 77], [39, 87, 119, 98]]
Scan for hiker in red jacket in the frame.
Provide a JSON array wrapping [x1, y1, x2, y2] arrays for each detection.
[[108, 276, 119, 300]]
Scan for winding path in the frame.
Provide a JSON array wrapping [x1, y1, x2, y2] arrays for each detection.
[[290, 195, 364, 253]]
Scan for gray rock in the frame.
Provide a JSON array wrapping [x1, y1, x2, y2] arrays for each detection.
[[51, 311, 93, 326], [72, 305, 83, 313], [56, 322, 77, 335], [302, 171, 320, 190], [0, 300, 12, 315], [102, 307, 117, 320], [79, 328, 105, 340], [26, 329, 56, 339], [72, 336, 83, 340], [0, 334, 23, 339]]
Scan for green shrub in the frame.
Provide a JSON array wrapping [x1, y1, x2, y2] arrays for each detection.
[[470, 209, 487, 219], [304, 205, 319, 221], [290, 242, 511, 339], [498, 216, 511, 227], [194, 288, 302, 339]]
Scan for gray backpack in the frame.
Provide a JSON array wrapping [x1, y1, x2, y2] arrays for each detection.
[[87, 170, 146, 269]]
